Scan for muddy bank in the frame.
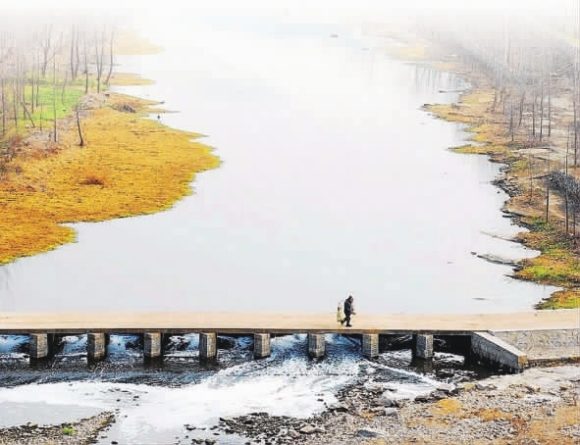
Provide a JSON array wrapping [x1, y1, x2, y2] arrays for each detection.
[[0, 411, 115, 445]]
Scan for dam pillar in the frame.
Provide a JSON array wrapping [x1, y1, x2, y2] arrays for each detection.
[[253, 333, 271, 359], [413, 334, 434, 359], [144, 333, 162, 358], [308, 333, 325, 359], [362, 334, 379, 359], [87, 333, 107, 361], [29, 333, 49, 359], [200, 333, 217, 363]]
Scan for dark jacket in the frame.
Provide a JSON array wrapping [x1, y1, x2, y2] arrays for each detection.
[[344, 299, 353, 315]]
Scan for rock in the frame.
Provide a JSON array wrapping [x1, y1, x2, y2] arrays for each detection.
[[525, 385, 540, 393], [476, 253, 519, 267], [377, 395, 397, 407], [120, 104, 136, 113], [357, 429, 382, 438], [414, 394, 432, 403], [327, 402, 349, 412], [205, 439, 216, 445], [393, 398, 411, 408], [384, 408, 398, 416], [430, 391, 449, 400], [475, 382, 497, 391], [436, 383, 457, 394], [288, 429, 300, 438], [299, 425, 317, 434]]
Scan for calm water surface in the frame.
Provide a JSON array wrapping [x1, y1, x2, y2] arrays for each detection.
[[0, 14, 558, 313]]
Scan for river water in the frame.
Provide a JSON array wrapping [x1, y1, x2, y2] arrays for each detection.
[[0, 13, 557, 313], [0, 10, 561, 443]]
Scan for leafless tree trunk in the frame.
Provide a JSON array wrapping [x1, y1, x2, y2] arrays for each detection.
[[83, 34, 89, 95], [40, 24, 53, 77], [69, 25, 79, 81], [528, 144, 534, 202], [566, 127, 571, 233], [52, 58, 57, 142], [75, 105, 84, 147], [94, 30, 106, 93], [61, 71, 68, 104], [11, 85, 18, 132], [20, 101, 34, 128], [545, 151, 550, 222], [104, 27, 116, 86], [518, 92, 525, 127], [1, 77, 5, 136]]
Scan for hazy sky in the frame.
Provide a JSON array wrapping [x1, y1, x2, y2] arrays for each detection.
[[2, 0, 575, 21]]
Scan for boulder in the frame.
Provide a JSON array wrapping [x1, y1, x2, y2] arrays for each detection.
[[299, 425, 317, 435]]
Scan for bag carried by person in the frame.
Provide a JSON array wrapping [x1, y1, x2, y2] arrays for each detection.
[[336, 300, 345, 323]]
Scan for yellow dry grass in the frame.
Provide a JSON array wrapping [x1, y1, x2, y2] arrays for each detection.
[[474, 408, 513, 422], [390, 44, 427, 61], [535, 289, 580, 309], [114, 29, 163, 55], [108, 72, 155, 86], [0, 93, 219, 265], [432, 398, 462, 415]]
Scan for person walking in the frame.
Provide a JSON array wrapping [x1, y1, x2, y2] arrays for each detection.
[[343, 295, 355, 327]]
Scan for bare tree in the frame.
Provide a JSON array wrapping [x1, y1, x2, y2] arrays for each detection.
[[104, 26, 116, 86], [75, 105, 84, 147]]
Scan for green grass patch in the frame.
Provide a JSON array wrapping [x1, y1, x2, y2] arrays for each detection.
[[2, 84, 84, 136], [515, 219, 580, 289], [62, 426, 74, 436]]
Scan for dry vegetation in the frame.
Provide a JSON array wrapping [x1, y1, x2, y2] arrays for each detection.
[[113, 28, 164, 55], [0, 93, 218, 264], [367, 404, 579, 445], [0, 18, 218, 265]]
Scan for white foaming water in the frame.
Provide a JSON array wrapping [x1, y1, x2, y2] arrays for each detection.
[[0, 334, 442, 443]]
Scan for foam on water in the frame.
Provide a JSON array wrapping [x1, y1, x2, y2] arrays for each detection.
[[0, 335, 28, 361], [0, 334, 444, 443]]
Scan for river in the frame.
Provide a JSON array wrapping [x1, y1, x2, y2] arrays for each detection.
[[0, 12, 558, 314], [0, 9, 561, 444]]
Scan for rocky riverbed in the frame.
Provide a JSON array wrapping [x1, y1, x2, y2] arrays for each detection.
[[212, 365, 579, 445], [0, 412, 115, 445], [1, 366, 577, 445]]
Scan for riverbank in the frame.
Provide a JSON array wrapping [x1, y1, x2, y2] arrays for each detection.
[[214, 365, 579, 445], [0, 91, 219, 265], [0, 32, 219, 266], [375, 27, 580, 310], [0, 364, 580, 445], [0, 411, 115, 445], [1, 365, 576, 445]]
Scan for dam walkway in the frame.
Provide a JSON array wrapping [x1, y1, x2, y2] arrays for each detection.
[[0, 310, 578, 372]]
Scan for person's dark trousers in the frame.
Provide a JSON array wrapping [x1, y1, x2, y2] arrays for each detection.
[[344, 313, 351, 327]]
